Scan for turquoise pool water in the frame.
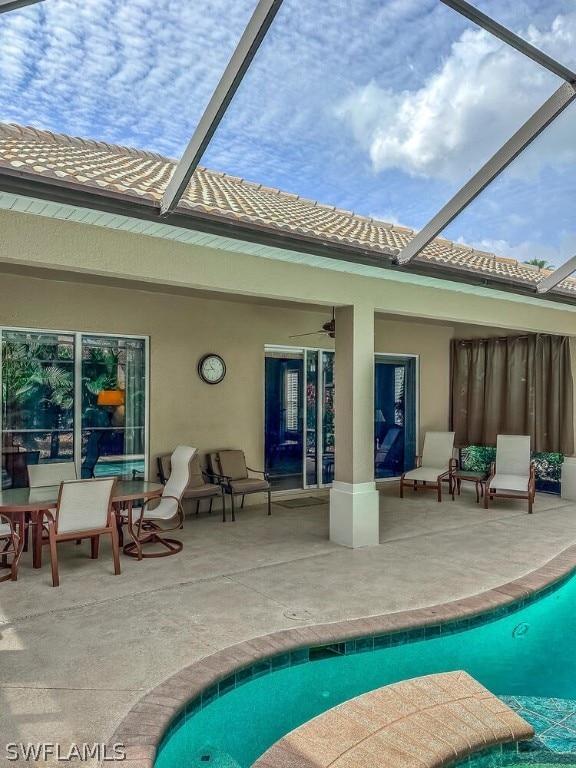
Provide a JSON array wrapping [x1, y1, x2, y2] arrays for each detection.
[[94, 459, 144, 477], [156, 573, 576, 768]]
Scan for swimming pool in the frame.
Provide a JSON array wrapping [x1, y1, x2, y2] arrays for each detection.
[[155, 569, 576, 768]]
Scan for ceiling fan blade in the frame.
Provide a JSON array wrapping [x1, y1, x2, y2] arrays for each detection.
[[288, 330, 325, 338]]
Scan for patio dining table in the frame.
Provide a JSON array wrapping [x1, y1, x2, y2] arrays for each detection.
[[0, 480, 163, 569]]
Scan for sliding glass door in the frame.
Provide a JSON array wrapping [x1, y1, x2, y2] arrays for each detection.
[[265, 347, 334, 491], [265, 348, 417, 490], [1, 327, 148, 488]]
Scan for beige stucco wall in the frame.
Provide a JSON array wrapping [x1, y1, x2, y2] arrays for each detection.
[[0, 271, 457, 476]]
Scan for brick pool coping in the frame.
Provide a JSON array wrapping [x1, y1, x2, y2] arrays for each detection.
[[106, 544, 576, 768], [252, 671, 535, 768]]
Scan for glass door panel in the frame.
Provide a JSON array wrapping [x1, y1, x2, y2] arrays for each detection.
[[2, 330, 75, 487], [321, 351, 335, 485], [81, 336, 146, 478], [264, 350, 304, 491], [305, 350, 318, 487], [374, 356, 416, 479]]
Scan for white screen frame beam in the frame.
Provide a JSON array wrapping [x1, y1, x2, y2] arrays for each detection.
[[0, 0, 44, 11], [160, 0, 284, 216], [396, 82, 576, 265], [537, 255, 576, 293], [440, 0, 576, 84]]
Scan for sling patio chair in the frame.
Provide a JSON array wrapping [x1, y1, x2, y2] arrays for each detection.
[[0, 514, 21, 583], [399, 431, 456, 503], [28, 461, 79, 559], [157, 452, 226, 522], [41, 476, 119, 587], [207, 450, 271, 521], [484, 434, 536, 514], [28, 461, 77, 487], [123, 445, 196, 560]]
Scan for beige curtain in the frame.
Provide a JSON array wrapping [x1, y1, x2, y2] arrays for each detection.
[[450, 334, 574, 454]]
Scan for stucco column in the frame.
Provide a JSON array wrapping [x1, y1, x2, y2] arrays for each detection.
[[329, 304, 380, 547]]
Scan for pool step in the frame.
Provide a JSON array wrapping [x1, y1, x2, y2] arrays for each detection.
[[251, 670, 534, 768]]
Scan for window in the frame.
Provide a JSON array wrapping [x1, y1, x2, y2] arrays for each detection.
[[1, 328, 148, 487]]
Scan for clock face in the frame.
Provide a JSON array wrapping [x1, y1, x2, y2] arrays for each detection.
[[198, 354, 226, 384]]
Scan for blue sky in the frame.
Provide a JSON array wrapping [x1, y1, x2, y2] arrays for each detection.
[[1, 0, 576, 266]]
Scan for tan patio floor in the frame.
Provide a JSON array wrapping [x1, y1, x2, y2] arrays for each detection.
[[1, 483, 576, 766]]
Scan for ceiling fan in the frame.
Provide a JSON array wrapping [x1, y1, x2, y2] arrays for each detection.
[[289, 308, 335, 339]]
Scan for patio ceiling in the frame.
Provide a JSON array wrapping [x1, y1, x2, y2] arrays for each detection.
[[1, 1, 576, 297]]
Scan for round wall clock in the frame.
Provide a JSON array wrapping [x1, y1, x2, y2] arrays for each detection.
[[198, 353, 226, 385]]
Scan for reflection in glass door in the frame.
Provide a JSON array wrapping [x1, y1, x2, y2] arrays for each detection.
[[374, 355, 417, 479]]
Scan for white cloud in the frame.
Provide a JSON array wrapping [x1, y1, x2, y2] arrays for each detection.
[[369, 208, 411, 229], [467, 234, 576, 268], [0, 0, 258, 156], [336, 12, 576, 184]]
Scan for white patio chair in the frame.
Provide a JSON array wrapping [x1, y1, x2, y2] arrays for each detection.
[[42, 477, 119, 587], [0, 514, 21, 583], [399, 431, 456, 502], [484, 435, 535, 514], [28, 461, 77, 487], [28, 461, 78, 559], [123, 445, 196, 560]]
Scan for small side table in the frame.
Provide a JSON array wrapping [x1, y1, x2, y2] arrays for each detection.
[[451, 470, 487, 504]]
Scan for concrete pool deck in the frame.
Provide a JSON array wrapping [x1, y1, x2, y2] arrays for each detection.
[[1, 483, 576, 766]]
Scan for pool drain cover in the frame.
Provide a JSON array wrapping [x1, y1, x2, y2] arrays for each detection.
[[283, 608, 316, 621]]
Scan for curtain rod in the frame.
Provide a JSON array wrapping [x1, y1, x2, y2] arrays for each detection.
[[454, 333, 557, 344]]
